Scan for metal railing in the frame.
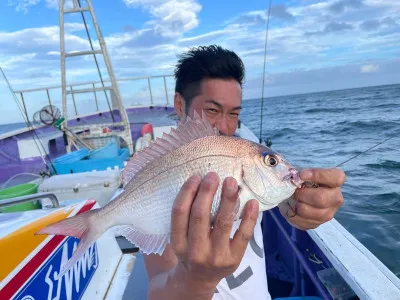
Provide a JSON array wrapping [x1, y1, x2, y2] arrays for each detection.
[[0, 192, 60, 209], [12, 74, 175, 123]]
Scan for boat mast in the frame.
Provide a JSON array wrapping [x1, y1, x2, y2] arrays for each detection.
[[59, 0, 134, 154]]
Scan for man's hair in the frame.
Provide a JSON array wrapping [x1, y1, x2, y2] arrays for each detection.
[[174, 45, 245, 113]]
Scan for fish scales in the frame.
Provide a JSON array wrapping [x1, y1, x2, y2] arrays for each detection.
[[101, 136, 250, 233]]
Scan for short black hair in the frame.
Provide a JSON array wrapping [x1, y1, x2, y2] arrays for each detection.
[[174, 45, 245, 113]]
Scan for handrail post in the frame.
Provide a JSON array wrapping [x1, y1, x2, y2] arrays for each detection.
[[93, 83, 99, 111], [70, 85, 78, 115], [19, 92, 30, 123], [163, 76, 169, 105], [147, 77, 153, 105]]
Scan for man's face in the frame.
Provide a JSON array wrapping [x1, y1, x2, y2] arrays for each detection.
[[174, 78, 242, 136]]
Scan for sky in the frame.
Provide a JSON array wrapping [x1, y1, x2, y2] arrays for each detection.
[[0, 0, 399, 124]]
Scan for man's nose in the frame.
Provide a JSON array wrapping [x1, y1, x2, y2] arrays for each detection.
[[215, 117, 229, 135]]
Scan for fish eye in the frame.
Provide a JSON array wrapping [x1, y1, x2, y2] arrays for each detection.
[[264, 155, 279, 167]]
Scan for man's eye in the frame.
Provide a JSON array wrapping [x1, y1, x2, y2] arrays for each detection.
[[207, 108, 218, 113]]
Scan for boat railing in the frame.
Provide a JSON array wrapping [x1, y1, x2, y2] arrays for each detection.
[[12, 74, 175, 124], [0, 192, 60, 209]]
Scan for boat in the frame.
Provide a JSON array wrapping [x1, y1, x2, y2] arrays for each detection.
[[1, 1, 399, 299]]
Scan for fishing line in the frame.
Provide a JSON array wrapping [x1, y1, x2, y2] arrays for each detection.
[[259, 0, 272, 144], [335, 135, 396, 167], [0, 67, 57, 174]]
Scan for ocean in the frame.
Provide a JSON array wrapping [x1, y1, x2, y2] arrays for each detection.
[[0, 83, 399, 278], [240, 83, 400, 278]]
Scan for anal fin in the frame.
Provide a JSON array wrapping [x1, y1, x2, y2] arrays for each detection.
[[117, 225, 169, 255]]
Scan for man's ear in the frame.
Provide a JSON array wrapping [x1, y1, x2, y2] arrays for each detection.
[[174, 92, 185, 119]]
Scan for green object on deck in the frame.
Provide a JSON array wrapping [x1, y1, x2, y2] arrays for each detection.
[[0, 183, 40, 213], [54, 117, 65, 129]]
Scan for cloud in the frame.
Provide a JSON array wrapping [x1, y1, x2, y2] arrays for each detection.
[[270, 4, 296, 22], [8, 0, 66, 12], [123, 0, 161, 7], [305, 21, 354, 36], [360, 17, 399, 31], [1, 0, 400, 109], [8, 0, 40, 13], [231, 11, 268, 26], [360, 19, 381, 31], [0, 23, 90, 55], [243, 59, 399, 99], [122, 25, 136, 33], [0, 53, 37, 70], [123, 0, 202, 39], [99, 0, 203, 55], [45, 0, 58, 9], [228, 4, 295, 26], [178, 30, 229, 47], [361, 64, 379, 73], [324, 21, 354, 32], [2, 0, 202, 92], [328, 0, 365, 14]]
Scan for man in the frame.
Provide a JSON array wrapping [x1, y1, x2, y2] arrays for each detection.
[[144, 45, 345, 299]]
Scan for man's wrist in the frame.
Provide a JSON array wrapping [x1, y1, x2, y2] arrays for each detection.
[[170, 262, 219, 299]]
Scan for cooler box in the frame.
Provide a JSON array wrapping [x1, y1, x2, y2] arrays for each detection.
[[38, 170, 122, 207], [89, 141, 119, 159], [53, 148, 89, 164], [53, 148, 130, 174]]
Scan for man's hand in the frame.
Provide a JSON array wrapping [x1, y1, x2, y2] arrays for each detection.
[[170, 172, 259, 297], [279, 168, 346, 230]]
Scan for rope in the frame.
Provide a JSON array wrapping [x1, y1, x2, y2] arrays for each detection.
[[0, 67, 57, 174]]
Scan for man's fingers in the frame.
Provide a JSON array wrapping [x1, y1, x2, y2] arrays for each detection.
[[188, 172, 219, 250], [300, 168, 346, 188], [295, 186, 344, 208], [211, 177, 239, 249], [170, 175, 201, 255], [231, 200, 259, 259], [286, 217, 321, 231], [295, 200, 335, 223], [278, 201, 321, 230]]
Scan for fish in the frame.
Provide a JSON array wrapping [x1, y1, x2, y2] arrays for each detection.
[[36, 111, 304, 277]]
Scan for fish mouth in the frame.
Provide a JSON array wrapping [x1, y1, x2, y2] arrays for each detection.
[[282, 168, 304, 188]]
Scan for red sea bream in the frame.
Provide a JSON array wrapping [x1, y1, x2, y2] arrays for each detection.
[[37, 112, 303, 276]]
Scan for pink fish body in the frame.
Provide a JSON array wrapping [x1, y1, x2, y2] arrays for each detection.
[[37, 112, 303, 276]]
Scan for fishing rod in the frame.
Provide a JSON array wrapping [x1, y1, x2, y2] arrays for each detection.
[[259, 0, 272, 145], [0, 66, 57, 174]]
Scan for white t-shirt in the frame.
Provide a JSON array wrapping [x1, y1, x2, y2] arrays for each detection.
[[213, 213, 271, 300]]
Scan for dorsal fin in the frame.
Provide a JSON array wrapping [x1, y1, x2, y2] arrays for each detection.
[[122, 111, 219, 186]]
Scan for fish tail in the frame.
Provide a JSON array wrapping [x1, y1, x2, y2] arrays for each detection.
[[36, 208, 104, 278]]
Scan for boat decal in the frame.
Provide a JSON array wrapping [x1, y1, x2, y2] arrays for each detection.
[[0, 200, 97, 299], [0, 208, 75, 282]]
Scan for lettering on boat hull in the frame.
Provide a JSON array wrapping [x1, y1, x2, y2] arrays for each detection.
[[13, 237, 98, 300]]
